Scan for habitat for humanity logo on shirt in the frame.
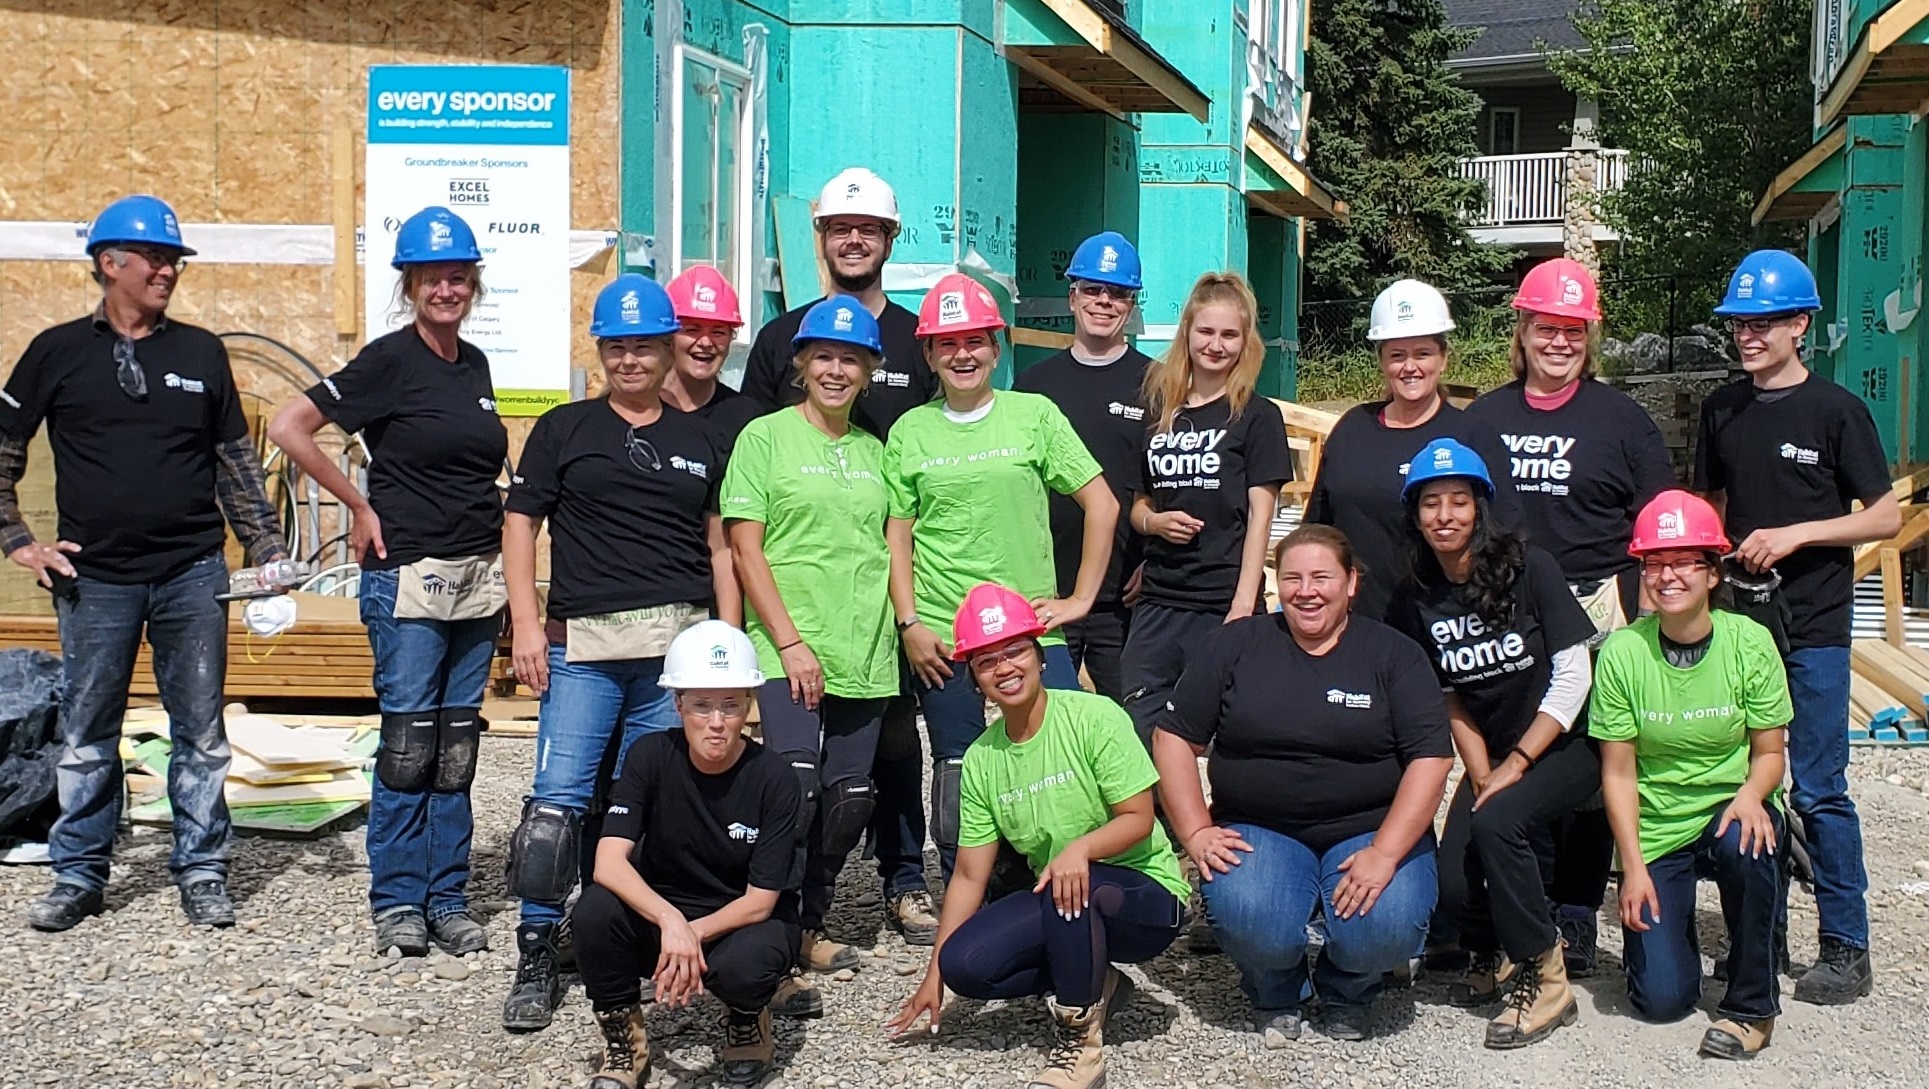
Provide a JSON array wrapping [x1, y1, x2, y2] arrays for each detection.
[[1146, 427, 1227, 490], [726, 822, 761, 843], [668, 454, 709, 479], [1325, 688, 1373, 709], [1779, 441, 1820, 466]]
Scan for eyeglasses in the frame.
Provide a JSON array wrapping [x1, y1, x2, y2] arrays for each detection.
[[1074, 282, 1138, 303], [1530, 323, 1587, 344], [120, 247, 187, 273], [1640, 557, 1712, 578], [626, 431, 661, 473], [1723, 316, 1792, 337], [113, 336, 147, 400], [968, 642, 1035, 672], [684, 698, 749, 722], [824, 222, 888, 242]]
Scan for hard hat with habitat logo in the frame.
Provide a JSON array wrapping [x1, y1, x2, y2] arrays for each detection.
[[1628, 489, 1731, 556], [1714, 250, 1821, 316], [659, 620, 764, 690], [1066, 231, 1143, 291], [1400, 438, 1494, 501], [1512, 258, 1601, 322], [666, 265, 744, 327], [814, 167, 901, 233], [86, 195, 196, 257], [1367, 279, 1455, 342], [792, 294, 883, 354], [591, 273, 679, 339], [917, 272, 1006, 338], [951, 583, 1047, 662], [391, 207, 482, 269]]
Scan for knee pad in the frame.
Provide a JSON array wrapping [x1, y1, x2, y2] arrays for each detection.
[[930, 758, 964, 852], [787, 755, 822, 835], [819, 777, 876, 861], [505, 801, 581, 904], [432, 707, 485, 792], [376, 712, 438, 792]]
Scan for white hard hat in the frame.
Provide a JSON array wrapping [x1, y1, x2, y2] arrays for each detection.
[[815, 167, 901, 232], [1366, 278, 1456, 342], [659, 620, 765, 690]]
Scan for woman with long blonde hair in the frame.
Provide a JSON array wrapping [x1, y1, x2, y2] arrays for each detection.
[[1120, 272, 1292, 742]]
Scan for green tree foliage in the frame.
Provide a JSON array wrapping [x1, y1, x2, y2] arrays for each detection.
[[1548, 0, 1811, 322], [1305, 0, 1513, 303]]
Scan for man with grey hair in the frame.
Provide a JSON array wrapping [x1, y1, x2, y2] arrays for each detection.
[[0, 194, 288, 932]]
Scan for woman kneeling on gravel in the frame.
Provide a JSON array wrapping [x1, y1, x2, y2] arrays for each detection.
[[1594, 490, 1790, 1060], [1153, 525, 1454, 1043], [888, 583, 1187, 1089], [573, 620, 801, 1088]]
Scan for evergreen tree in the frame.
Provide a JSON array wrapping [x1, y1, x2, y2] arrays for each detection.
[[1305, 0, 1512, 303]]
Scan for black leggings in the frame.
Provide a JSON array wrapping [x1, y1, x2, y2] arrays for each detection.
[[573, 883, 798, 1012], [756, 681, 887, 930], [938, 862, 1183, 1007]]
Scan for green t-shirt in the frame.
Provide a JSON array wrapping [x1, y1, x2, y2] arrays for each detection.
[[1589, 611, 1792, 863], [718, 408, 897, 698], [882, 391, 1101, 648], [957, 689, 1189, 900]]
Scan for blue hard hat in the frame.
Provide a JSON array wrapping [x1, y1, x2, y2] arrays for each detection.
[[591, 273, 680, 339], [1065, 231, 1142, 291], [86, 195, 195, 256], [792, 294, 884, 354], [1401, 438, 1494, 502], [1714, 250, 1821, 315], [391, 207, 482, 269]]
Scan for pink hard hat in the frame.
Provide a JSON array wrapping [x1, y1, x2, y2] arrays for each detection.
[[916, 272, 1006, 338], [1629, 489, 1731, 556], [667, 265, 744, 327], [951, 583, 1046, 661], [1512, 258, 1602, 322]]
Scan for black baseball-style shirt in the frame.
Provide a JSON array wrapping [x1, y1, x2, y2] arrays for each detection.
[[602, 731, 803, 922], [1694, 376, 1892, 649], [0, 314, 251, 583], [1013, 347, 1155, 603], [505, 400, 722, 619], [1391, 546, 1598, 752], [1467, 380, 1677, 587], [686, 383, 766, 462], [1138, 395, 1294, 613], [1306, 402, 1522, 622], [1159, 613, 1453, 854], [741, 299, 934, 440], [305, 328, 508, 572]]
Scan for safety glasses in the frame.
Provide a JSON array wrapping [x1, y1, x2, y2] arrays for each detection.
[[1723, 316, 1792, 337], [626, 431, 661, 473], [113, 336, 147, 400], [1074, 282, 1138, 304], [968, 641, 1036, 673], [685, 698, 749, 722]]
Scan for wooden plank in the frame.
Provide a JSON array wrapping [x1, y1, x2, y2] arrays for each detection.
[[331, 118, 357, 338], [1009, 48, 1132, 122], [1011, 326, 1076, 350], [1853, 508, 1929, 578], [1268, 398, 1339, 436], [1884, 546, 1906, 645], [1855, 639, 1929, 711]]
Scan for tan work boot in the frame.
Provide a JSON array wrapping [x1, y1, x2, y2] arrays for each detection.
[[1484, 941, 1577, 1049], [1029, 993, 1109, 1089], [1700, 1017, 1774, 1060], [587, 1004, 649, 1089], [719, 1006, 774, 1085], [1448, 951, 1516, 1008], [769, 969, 824, 1020], [887, 888, 939, 945], [801, 927, 860, 973]]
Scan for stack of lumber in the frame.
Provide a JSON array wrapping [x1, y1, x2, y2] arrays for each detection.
[[121, 704, 377, 834], [1850, 640, 1929, 745]]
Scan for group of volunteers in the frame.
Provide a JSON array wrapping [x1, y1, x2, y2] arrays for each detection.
[[0, 180, 1893, 1089]]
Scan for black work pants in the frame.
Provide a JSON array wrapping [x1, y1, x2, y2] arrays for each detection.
[[756, 681, 887, 930], [1120, 603, 1224, 747], [573, 883, 798, 1012]]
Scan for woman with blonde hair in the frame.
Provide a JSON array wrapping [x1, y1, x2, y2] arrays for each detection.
[[1119, 272, 1291, 741]]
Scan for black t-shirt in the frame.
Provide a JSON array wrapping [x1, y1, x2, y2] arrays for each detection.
[[741, 298, 934, 441], [0, 314, 250, 584], [1467, 380, 1677, 587], [601, 731, 802, 922], [1694, 376, 1892, 649], [687, 383, 766, 463], [305, 328, 508, 571], [504, 400, 722, 619], [1160, 613, 1453, 853], [1137, 395, 1294, 612], [1013, 347, 1154, 602], [1391, 546, 1597, 752], [1305, 402, 1523, 622]]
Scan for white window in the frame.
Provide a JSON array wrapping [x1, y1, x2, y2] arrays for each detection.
[[1488, 108, 1520, 157], [671, 43, 755, 344]]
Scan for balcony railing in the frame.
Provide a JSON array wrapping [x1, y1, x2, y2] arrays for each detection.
[[1459, 149, 1631, 227]]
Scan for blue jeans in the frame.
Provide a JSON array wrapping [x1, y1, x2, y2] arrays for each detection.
[[1624, 807, 1785, 1023], [519, 645, 678, 926], [51, 550, 230, 892], [1203, 823, 1437, 1012], [1784, 645, 1868, 948], [360, 568, 498, 920]]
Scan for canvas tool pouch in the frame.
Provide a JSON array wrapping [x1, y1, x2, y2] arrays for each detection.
[[564, 601, 708, 663], [1573, 578, 1629, 645], [393, 554, 506, 622]]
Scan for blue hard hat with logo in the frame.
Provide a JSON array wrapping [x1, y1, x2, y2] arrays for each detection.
[[590, 273, 680, 338], [391, 207, 483, 269], [792, 294, 884, 354], [1065, 231, 1143, 291], [1714, 250, 1822, 315], [1401, 437, 1494, 501], [86, 195, 195, 256]]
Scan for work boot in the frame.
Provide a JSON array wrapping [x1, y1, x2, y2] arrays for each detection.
[[1484, 942, 1577, 1049], [1794, 938, 1873, 1005], [1258, 1009, 1302, 1048], [719, 1006, 774, 1085], [1029, 993, 1108, 1089], [1319, 1002, 1369, 1041], [769, 970, 824, 1020], [180, 879, 236, 928], [430, 911, 490, 956], [26, 882, 104, 932], [1555, 906, 1598, 978], [886, 888, 939, 946], [555, 905, 578, 972], [373, 906, 431, 957], [502, 923, 564, 1031], [1448, 951, 1515, 1008], [588, 1004, 650, 1088], [1699, 1016, 1775, 1060], [801, 928, 860, 973]]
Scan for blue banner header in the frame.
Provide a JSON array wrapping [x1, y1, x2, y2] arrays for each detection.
[[368, 65, 571, 147]]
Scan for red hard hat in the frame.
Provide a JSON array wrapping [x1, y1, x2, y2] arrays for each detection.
[[666, 265, 744, 327], [951, 583, 1046, 661], [917, 272, 1006, 338], [1629, 489, 1731, 556], [1512, 258, 1602, 322]]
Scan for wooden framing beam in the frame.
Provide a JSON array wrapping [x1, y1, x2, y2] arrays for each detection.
[[1821, 0, 1929, 126], [1884, 545, 1907, 645], [1032, 0, 1210, 121], [1010, 50, 1132, 123], [1245, 125, 1345, 222], [1752, 124, 1847, 226], [1011, 326, 1076, 350], [331, 119, 358, 338], [1854, 508, 1929, 579]]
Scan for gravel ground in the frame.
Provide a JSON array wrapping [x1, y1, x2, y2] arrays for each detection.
[[6, 737, 1929, 1089]]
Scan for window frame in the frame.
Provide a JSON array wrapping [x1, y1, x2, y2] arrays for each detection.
[[669, 42, 757, 345]]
